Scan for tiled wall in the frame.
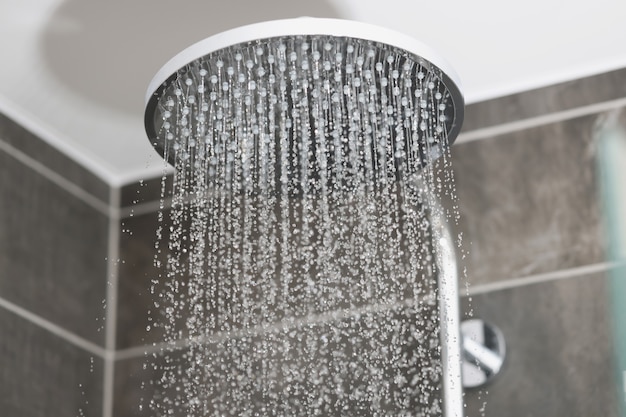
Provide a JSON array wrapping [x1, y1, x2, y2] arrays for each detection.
[[0, 113, 112, 416], [1, 67, 625, 416], [454, 69, 626, 416]]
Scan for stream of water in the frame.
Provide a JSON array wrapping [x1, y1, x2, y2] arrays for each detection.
[[146, 35, 461, 416]]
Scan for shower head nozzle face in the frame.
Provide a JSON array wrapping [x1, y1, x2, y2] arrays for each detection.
[[144, 18, 464, 179]]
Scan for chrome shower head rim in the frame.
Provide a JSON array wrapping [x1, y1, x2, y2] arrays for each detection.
[[144, 17, 465, 160]]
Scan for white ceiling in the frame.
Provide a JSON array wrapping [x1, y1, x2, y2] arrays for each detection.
[[2, 0, 626, 186]]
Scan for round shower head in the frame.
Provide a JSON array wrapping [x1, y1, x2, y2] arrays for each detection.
[[144, 17, 464, 175]]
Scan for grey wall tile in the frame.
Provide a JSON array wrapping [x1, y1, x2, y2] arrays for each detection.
[[114, 66, 626, 417], [115, 303, 443, 416], [462, 271, 620, 417], [0, 148, 109, 345], [118, 208, 195, 349], [114, 354, 151, 417], [0, 112, 110, 203], [117, 210, 165, 349], [120, 174, 173, 208], [0, 307, 104, 417], [463, 68, 626, 132], [451, 113, 605, 286]]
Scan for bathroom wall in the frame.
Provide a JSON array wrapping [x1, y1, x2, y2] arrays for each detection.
[[114, 67, 626, 416], [1, 66, 624, 416], [0, 113, 111, 416], [453, 68, 626, 416]]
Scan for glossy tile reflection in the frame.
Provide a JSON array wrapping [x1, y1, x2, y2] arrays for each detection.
[[452, 113, 605, 286]]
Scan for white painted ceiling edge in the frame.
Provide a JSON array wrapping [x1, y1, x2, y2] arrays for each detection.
[[1, 0, 626, 187]]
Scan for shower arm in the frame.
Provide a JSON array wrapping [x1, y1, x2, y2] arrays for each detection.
[[431, 191, 505, 394], [462, 336, 504, 374], [431, 194, 463, 417]]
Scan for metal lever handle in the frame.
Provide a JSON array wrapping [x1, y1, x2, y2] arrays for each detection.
[[461, 319, 506, 388]]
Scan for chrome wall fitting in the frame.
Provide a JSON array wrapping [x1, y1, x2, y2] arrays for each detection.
[[461, 319, 506, 389]]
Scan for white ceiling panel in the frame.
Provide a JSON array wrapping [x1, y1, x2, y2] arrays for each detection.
[[1, 0, 625, 185]]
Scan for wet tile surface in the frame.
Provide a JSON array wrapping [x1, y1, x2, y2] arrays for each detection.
[[451, 113, 605, 285], [0, 112, 110, 203], [463, 68, 626, 132], [462, 271, 620, 417], [0, 307, 104, 417], [0, 148, 109, 345]]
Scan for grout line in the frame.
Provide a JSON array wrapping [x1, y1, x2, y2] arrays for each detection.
[[103, 186, 121, 417], [113, 261, 620, 361], [0, 138, 110, 216], [465, 262, 617, 296], [457, 97, 626, 143], [105, 186, 122, 348], [0, 295, 109, 359], [119, 192, 203, 219], [0, 262, 609, 363], [114, 344, 153, 362], [114, 294, 438, 361], [119, 198, 169, 219]]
